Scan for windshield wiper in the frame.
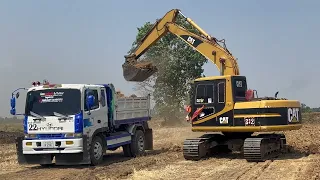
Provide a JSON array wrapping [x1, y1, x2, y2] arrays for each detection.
[[30, 111, 46, 120], [53, 112, 70, 120]]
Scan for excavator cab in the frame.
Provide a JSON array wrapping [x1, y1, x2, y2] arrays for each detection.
[[122, 55, 157, 82]]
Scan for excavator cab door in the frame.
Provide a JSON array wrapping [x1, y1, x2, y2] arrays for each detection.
[[192, 79, 230, 126]]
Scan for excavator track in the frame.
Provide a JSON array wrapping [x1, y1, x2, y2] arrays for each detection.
[[183, 133, 287, 162], [243, 134, 284, 162], [183, 137, 211, 161]]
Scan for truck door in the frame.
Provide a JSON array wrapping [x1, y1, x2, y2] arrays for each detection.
[[99, 88, 109, 128], [83, 87, 105, 131]]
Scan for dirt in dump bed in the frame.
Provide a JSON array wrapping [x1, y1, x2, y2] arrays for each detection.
[[0, 131, 23, 144]]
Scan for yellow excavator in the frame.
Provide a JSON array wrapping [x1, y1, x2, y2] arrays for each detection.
[[122, 9, 302, 162]]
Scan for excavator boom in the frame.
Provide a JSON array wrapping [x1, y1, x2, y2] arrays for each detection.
[[123, 9, 179, 82], [123, 9, 240, 82]]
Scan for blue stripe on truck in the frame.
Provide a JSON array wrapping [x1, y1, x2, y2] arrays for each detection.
[[107, 140, 131, 149], [106, 133, 131, 140]]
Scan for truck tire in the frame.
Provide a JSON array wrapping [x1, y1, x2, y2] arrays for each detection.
[[90, 136, 104, 165], [131, 130, 146, 157], [122, 130, 145, 157]]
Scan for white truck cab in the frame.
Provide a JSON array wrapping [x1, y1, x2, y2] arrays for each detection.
[[10, 81, 153, 166]]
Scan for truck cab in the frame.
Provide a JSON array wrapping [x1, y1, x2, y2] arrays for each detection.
[[10, 81, 153, 166]]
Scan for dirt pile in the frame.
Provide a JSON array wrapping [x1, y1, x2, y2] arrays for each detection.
[[285, 124, 320, 154], [116, 90, 137, 98]]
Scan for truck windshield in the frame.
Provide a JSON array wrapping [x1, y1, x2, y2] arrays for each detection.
[[25, 89, 81, 116]]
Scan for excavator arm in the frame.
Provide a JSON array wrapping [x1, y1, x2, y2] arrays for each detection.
[[123, 9, 240, 82]]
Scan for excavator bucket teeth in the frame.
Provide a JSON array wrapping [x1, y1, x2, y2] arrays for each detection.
[[122, 62, 157, 82]]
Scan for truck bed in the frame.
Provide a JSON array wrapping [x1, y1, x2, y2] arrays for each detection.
[[114, 96, 151, 125]]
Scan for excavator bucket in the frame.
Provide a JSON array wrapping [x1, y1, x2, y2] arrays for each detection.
[[122, 60, 157, 82]]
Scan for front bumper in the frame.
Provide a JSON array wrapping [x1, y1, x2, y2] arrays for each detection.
[[16, 135, 91, 165], [22, 138, 83, 154]]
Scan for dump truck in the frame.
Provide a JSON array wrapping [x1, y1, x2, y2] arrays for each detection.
[[122, 9, 302, 162], [9, 80, 153, 166]]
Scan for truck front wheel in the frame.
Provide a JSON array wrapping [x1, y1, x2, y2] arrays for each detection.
[[90, 136, 104, 165], [123, 130, 145, 157]]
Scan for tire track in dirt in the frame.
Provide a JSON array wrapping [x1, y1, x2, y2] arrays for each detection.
[[3, 145, 320, 180], [236, 160, 273, 180], [128, 153, 257, 180], [128, 152, 320, 180], [0, 147, 182, 180], [225, 154, 320, 180], [2, 118, 320, 180], [234, 160, 271, 180]]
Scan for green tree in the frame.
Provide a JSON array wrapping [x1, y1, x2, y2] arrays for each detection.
[[301, 103, 312, 113], [129, 14, 207, 125]]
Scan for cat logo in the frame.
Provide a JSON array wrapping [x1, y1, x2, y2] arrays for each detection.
[[219, 117, 229, 124], [288, 108, 300, 123]]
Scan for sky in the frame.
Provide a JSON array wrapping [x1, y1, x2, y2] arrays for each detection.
[[0, 0, 319, 117]]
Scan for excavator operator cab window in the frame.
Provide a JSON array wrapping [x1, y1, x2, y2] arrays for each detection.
[[195, 84, 214, 104], [231, 76, 248, 102]]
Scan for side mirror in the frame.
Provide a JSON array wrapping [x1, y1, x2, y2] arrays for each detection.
[[11, 97, 16, 109], [86, 95, 95, 109], [10, 97, 16, 115], [9, 87, 27, 116]]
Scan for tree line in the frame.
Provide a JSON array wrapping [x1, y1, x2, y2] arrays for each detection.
[[301, 103, 320, 113]]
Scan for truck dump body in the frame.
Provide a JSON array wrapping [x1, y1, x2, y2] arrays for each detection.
[[115, 96, 150, 125], [102, 84, 151, 127]]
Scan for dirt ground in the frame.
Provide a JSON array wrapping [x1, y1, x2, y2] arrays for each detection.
[[1, 113, 320, 180]]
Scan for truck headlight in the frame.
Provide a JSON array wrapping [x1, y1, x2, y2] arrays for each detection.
[[24, 134, 37, 138], [65, 133, 82, 138]]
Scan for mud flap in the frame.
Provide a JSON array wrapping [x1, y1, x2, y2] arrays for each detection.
[[55, 135, 91, 165], [144, 128, 153, 150], [15, 136, 53, 165]]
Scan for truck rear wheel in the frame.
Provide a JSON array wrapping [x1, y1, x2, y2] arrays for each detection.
[[90, 136, 104, 165], [122, 130, 145, 157]]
